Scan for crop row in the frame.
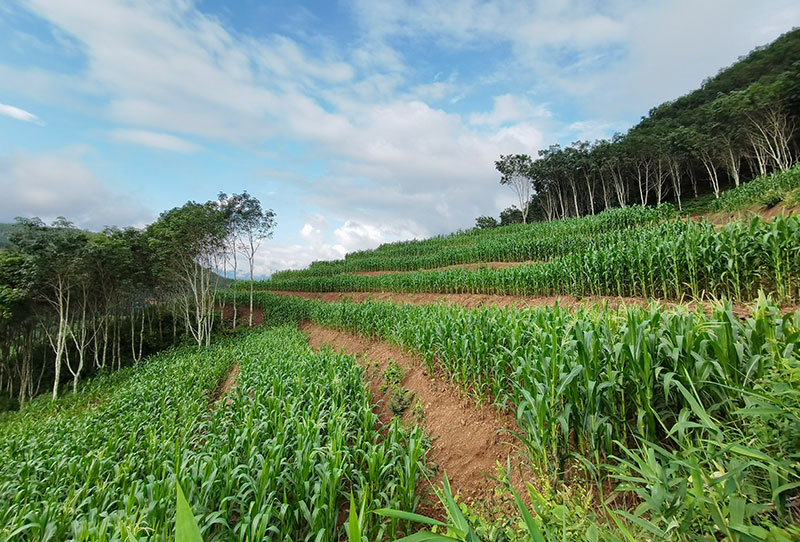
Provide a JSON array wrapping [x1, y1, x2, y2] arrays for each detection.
[[711, 164, 800, 212], [242, 291, 800, 538], [0, 327, 427, 541], [272, 205, 672, 278], [262, 214, 800, 302]]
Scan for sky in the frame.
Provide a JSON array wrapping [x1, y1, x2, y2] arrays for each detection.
[[0, 0, 798, 276]]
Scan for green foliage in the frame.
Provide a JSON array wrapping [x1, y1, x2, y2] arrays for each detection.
[[712, 164, 800, 211], [475, 216, 499, 229], [259, 213, 800, 303], [0, 327, 429, 540], [175, 481, 203, 542], [382, 359, 405, 391], [0, 222, 15, 249], [499, 206, 523, 226], [245, 292, 800, 539], [389, 388, 414, 416]]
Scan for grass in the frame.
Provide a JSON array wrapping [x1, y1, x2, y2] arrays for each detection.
[[711, 164, 800, 212]]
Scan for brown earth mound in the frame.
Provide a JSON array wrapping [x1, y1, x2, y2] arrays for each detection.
[[300, 322, 529, 514], [211, 363, 240, 405], [696, 203, 799, 227]]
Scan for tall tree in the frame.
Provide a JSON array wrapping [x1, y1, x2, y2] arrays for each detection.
[[147, 202, 227, 346], [9, 218, 89, 400], [495, 154, 535, 224], [234, 192, 276, 327]]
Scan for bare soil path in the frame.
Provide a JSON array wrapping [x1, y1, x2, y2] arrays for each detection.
[[300, 322, 529, 514], [211, 363, 240, 406]]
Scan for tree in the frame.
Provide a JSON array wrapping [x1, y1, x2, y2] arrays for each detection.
[[495, 154, 534, 224], [9, 217, 89, 400], [499, 207, 523, 225], [475, 215, 498, 229], [146, 201, 228, 346], [233, 192, 276, 327]]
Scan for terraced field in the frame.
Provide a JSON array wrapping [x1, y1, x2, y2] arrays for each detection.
[[5, 179, 800, 540], [0, 328, 428, 541]]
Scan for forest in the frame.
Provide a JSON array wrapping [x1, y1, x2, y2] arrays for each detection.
[[481, 28, 800, 226], [0, 193, 274, 408]]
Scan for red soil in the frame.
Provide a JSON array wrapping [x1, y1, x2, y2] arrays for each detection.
[[300, 322, 529, 516], [218, 304, 264, 327]]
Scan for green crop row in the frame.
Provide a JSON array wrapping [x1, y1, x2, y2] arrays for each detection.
[[271, 205, 673, 278], [0, 327, 428, 541], [261, 214, 800, 302], [241, 291, 800, 539], [711, 164, 800, 212]]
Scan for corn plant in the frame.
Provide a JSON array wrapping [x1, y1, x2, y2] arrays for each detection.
[[0, 326, 430, 540], [258, 214, 800, 303], [246, 291, 800, 538]]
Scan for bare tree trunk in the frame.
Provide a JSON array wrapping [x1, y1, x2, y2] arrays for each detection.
[[701, 151, 721, 198], [232, 247, 238, 329]]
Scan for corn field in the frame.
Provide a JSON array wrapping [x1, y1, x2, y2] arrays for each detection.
[[271, 205, 673, 278], [259, 214, 800, 303], [0, 327, 428, 541], [240, 291, 800, 539]]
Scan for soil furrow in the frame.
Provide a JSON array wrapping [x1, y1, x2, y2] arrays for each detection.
[[300, 322, 529, 513]]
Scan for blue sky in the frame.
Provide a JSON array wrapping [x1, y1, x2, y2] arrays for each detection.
[[1, 0, 798, 275]]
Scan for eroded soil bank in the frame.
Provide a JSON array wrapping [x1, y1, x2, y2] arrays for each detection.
[[300, 322, 529, 513]]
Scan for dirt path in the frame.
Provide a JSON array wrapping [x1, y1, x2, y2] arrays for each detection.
[[211, 363, 240, 405], [273, 289, 655, 310], [300, 322, 528, 513], [270, 289, 770, 318], [270, 291, 800, 318]]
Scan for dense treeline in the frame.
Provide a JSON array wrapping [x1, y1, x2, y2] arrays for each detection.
[[0, 192, 274, 408], [488, 28, 800, 224]]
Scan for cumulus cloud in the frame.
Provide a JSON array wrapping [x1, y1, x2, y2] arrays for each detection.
[[8, 0, 799, 274], [0, 102, 43, 124], [0, 148, 153, 230], [110, 129, 201, 153], [470, 95, 551, 127], [349, 0, 800, 116]]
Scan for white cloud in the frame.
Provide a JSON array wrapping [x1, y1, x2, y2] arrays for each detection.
[[470, 94, 551, 127], [348, 0, 800, 117], [9, 0, 800, 275], [110, 129, 201, 153], [0, 148, 153, 230], [0, 102, 43, 124]]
